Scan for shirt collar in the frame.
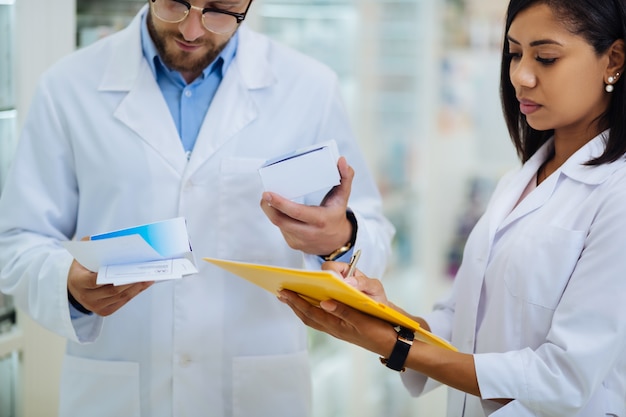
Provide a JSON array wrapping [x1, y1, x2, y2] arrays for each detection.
[[140, 8, 238, 82], [531, 130, 626, 185]]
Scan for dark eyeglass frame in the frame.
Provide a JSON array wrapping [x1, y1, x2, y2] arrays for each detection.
[[150, 0, 253, 26]]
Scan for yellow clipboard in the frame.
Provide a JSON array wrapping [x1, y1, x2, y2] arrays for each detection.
[[203, 257, 457, 351]]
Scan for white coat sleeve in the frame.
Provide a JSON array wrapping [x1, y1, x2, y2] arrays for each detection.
[[303, 76, 395, 278], [400, 284, 457, 396], [0, 75, 103, 343]]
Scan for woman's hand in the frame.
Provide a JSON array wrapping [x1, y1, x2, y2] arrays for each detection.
[[279, 264, 485, 399], [278, 289, 397, 358]]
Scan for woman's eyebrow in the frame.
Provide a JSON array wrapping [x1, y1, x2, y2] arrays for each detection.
[[507, 34, 563, 47]]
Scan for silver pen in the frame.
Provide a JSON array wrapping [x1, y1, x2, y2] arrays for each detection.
[[346, 249, 361, 278]]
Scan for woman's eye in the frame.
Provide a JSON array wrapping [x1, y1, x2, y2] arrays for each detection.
[[536, 56, 557, 65], [505, 52, 522, 60]]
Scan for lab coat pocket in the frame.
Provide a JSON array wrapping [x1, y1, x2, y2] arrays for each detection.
[[232, 350, 312, 417], [216, 158, 301, 263], [504, 225, 585, 309], [58, 355, 140, 417]]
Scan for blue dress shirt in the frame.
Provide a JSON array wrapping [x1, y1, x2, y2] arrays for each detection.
[[140, 12, 238, 154]]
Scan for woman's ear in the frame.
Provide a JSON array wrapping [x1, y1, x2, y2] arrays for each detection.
[[606, 39, 626, 79]]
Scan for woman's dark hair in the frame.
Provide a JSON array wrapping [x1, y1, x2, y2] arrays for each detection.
[[500, 0, 626, 164]]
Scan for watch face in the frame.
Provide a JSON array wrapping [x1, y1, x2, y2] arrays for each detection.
[[397, 326, 415, 342]]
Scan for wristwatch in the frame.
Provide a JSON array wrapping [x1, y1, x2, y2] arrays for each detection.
[[322, 210, 358, 261], [379, 326, 414, 372]]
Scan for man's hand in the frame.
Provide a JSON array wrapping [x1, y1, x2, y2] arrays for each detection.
[[67, 260, 153, 317], [260, 157, 355, 255]]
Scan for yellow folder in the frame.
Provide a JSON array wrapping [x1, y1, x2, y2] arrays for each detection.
[[203, 257, 457, 351]]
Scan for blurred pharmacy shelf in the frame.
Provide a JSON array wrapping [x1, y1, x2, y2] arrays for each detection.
[[0, 3, 20, 416]]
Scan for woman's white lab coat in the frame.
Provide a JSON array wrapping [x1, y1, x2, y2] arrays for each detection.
[[0, 9, 394, 417], [402, 134, 626, 416]]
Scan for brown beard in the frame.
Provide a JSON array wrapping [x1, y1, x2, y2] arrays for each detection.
[[146, 12, 229, 80]]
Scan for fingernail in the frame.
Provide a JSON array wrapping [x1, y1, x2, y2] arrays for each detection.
[[344, 277, 357, 287], [264, 193, 272, 206], [320, 300, 336, 312]]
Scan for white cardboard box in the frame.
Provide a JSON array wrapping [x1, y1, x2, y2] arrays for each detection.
[[258, 140, 340, 200]]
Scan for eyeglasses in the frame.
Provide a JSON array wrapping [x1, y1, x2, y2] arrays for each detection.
[[150, 0, 252, 34]]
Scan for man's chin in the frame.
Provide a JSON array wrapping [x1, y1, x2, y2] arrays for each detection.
[[163, 54, 214, 73], [164, 45, 217, 68]]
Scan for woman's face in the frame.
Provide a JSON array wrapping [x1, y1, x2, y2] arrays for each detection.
[[507, 3, 611, 141]]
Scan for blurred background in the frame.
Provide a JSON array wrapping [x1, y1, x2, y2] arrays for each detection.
[[0, 0, 518, 415]]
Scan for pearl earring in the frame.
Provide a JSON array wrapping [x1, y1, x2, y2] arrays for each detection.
[[606, 72, 620, 93]]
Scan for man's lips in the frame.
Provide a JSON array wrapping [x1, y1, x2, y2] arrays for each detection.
[[175, 39, 202, 52]]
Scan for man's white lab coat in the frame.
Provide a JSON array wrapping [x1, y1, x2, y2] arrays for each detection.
[[0, 10, 394, 417]]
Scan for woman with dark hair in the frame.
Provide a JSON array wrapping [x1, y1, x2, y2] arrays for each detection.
[[279, 0, 626, 416]]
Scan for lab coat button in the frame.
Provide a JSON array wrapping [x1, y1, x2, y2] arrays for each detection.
[[179, 354, 192, 367]]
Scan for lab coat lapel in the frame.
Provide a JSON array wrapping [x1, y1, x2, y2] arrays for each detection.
[[496, 165, 554, 232], [186, 63, 257, 173], [500, 171, 555, 229], [99, 8, 187, 175], [114, 64, 186, 173], [488, 142, 553, 236], [186, 25, 275, 175]]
